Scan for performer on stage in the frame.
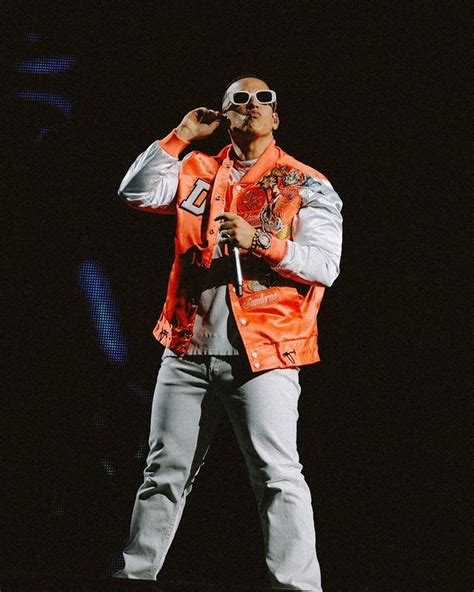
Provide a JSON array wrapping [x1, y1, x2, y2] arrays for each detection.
[[114, 75, 343, 591]]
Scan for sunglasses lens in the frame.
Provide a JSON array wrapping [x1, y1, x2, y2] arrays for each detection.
[[255, 90, 274, 104], [232, 91, 251, 104]]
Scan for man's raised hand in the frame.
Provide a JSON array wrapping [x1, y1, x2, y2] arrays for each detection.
[[176, 108, 226, 142]]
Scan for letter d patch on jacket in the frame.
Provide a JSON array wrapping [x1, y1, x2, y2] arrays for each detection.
[[180, 179, 211, 216]]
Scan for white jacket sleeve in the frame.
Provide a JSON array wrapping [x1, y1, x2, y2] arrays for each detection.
[[117, 141, 181, 211], [271, 176, 343, 287]]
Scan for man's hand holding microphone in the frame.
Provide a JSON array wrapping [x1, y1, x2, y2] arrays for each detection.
[[175, 107, 227, 142]]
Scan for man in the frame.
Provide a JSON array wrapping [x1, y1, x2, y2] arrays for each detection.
[[114, 75, 342, 591]]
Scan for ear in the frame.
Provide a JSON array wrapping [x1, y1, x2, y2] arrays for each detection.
[[272, 112, 280, 131]]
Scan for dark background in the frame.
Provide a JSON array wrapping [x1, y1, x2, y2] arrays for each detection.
[[3, 2, 470, 591]]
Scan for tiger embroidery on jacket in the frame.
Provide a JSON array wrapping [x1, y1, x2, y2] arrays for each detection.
[[237, 166, 317, 239]]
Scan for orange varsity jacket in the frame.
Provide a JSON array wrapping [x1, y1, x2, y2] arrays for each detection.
[[120, 130, 343, 372]]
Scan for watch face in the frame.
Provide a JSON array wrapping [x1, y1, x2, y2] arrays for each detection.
[[258, 232, 272, 249]]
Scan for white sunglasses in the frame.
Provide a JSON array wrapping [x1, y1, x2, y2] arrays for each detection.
[[223, 89, 277, 110]]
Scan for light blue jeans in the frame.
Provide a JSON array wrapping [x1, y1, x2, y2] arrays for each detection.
[[114, 354, 322, 591]]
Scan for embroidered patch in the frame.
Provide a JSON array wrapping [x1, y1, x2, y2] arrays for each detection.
[[259, 166, 307, 190], [260, 174, 277, 189], [278, 185, 300, 201], [246, 280, 267, 293], [272, 185, 302, 237], [256, 166, 306, 235], [236, 167, 307, 235], [282, 350, 297, 364], [282, 170, 306, 186], [241, 290, 279, 310], [260, 205, 283, 233], [276, 225, 292, 239], [237, 186, 267, 227]]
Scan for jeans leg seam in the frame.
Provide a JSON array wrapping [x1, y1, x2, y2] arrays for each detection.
[[150, 487, 187, 576]]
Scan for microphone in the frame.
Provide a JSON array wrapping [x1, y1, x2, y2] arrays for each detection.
[[218, 112, 231, 128], [214, 212, 243, 296], [231, 246, 243, 297]]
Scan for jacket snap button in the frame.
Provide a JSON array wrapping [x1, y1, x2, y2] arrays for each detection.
[[251, 351, 258, 358], [239, 318, 248, 326], [209, 229, 215, 234], [254, 362, 260, 369]]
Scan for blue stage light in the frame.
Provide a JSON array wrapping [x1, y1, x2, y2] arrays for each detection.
[[17, 90, 73, 117], [77, 260, 129, 365], [26, 32, 41, 43], [16, 35, 77, 142], [17, 55, 77, 75]]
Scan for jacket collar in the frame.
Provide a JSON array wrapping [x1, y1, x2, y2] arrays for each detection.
[[215, 139, 283, 184]]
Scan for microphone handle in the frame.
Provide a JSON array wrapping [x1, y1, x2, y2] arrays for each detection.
[[231, 246, 243, 297]]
